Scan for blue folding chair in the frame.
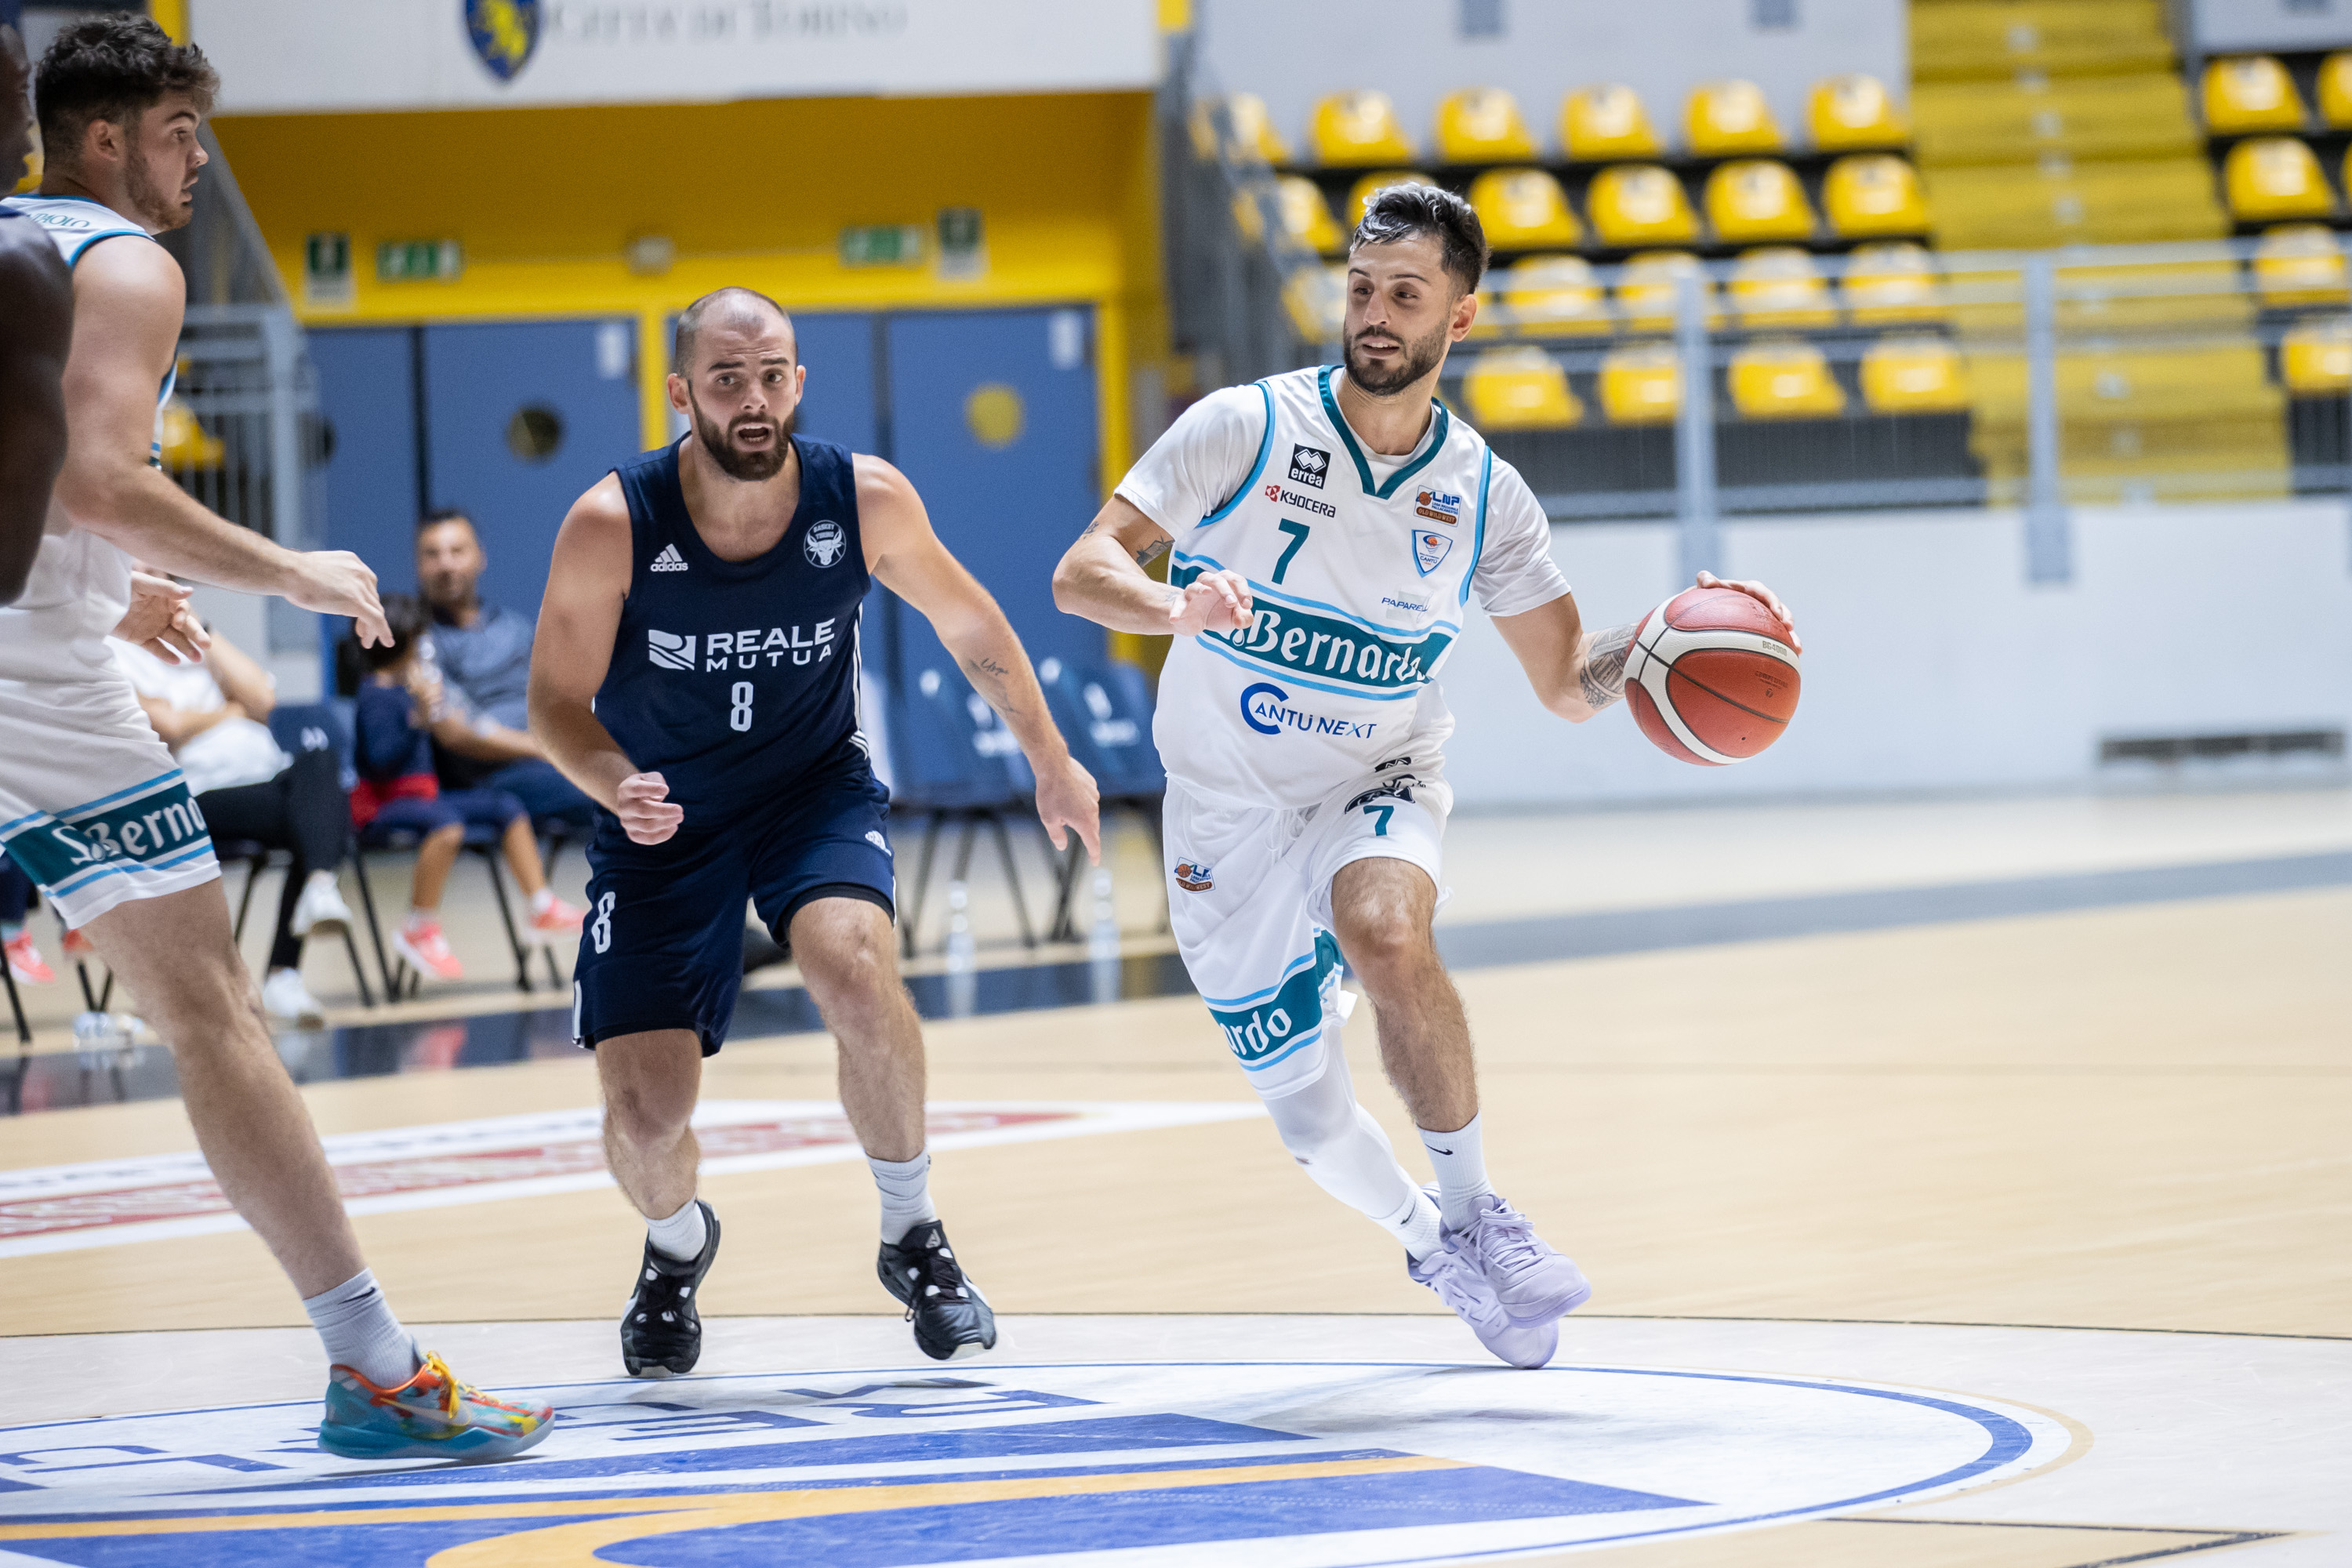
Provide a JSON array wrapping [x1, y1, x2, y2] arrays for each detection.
[[884, 667, 1039, 956], [1034, 659, 1167, 940]]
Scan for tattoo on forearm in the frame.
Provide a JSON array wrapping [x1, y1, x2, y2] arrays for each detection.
[[1579, 622, 1638, 710], [964, 655, 1013, 681], [1133, 536, 1171, 567]]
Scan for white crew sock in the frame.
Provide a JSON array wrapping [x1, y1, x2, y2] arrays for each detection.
[[1420, 1114, 1497, 1233], [403, 908, 435, 932], [868, 1150, 938, 1243], [529, 886, 557, 916], [646, 1196, 708, 1261], [1379, 1185, 1445, 1263], [303, 1267, 419, 1388], [303, 869, 337, 897]]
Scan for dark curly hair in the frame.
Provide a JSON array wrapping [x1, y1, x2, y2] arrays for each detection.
[[1352, 183, 1489, 296], [34, 14, 217, 172], [356, 594, 432, 672]]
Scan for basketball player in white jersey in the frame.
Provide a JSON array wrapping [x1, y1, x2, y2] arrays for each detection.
[[0, 16, 551, 1456], [1055, 185, 1798, 1366]]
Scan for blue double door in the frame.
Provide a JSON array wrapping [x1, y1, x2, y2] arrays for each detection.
[[308, 307, 1104, 699]]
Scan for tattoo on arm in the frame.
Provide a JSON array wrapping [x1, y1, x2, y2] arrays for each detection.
[[1134, 536, 1171, 567], [1578, 622, 1638, 711], [964, 655, 1013, 681]]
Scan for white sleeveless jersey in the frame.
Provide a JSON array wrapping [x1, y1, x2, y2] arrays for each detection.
[[0, 195, 172, 689], [1119, 365, 1569, 808]]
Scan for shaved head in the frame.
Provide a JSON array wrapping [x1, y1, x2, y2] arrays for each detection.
[[673, 287, 793, 375]]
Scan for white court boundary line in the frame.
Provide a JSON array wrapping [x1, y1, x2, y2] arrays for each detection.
[[0, 1099, 1267, 1258]]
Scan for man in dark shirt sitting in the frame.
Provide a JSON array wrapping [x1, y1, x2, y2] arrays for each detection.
[[413, 508, 596, 834]]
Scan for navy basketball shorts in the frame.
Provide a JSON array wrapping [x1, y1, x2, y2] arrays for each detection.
[[571, 763, 895, 1056]]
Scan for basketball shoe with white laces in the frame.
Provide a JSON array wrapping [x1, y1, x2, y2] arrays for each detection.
[[878, 1220, 996, 1360], [317, 1350, 554, 1460], [1408, 1240, 1558, 1369], [622, 1200, 720, 1376], [1452, 1192, 1592, 1325]]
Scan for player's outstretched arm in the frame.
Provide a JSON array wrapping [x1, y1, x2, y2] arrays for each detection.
[[528, 475, 681, 845], [1494, 570, 1800, 723], [0, 229, 73, 604], [860, 456, 1102, 865], [1051, 495, 1253, 638], [49, 240, 389, 643]]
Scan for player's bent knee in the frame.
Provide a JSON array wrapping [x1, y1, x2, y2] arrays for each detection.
[[1334, 910, 1437, 982]]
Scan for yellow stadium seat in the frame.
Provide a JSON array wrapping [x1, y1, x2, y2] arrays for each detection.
[[1843, 241, 1943, 322], [1283, 264, 1348, 341], [1312, 90, 1417, 165], [1562, 84, 1661, 160], [1704, 159, 1817, 241], [2223, 137, 2334, 220], [1438, 89, 1537, 162], [1469, 168, 1582, 248], [2202, 56, 2307, 133], [1345, 170, 1439, 226], [2253, 223, 2349, 306], [1191, 94, 1292, 165], [1229, 188, 1266, 244], [1464, 347, 1584, 428], [2321, 53, 2352, 128], [1617, 249, 1719, 331], [1599, 343, 1682, 423], [1730, 340, 1846, 419], [159, 397, 223, 471], [1587, 165, 1699, 245], [1822, 154, 1931, 236], [1730, 247, 1837, 328], [1860, 336, 1971, 412], [1500, 255, 1613, 333], [2281, 315, 2351, 392], [1276, 176, 1345, 252], [1809, 74, 1910, 151], [1686, 79, 1784, 155]]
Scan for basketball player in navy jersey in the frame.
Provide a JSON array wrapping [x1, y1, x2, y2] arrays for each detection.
[[532, 287, 1102, 1371]]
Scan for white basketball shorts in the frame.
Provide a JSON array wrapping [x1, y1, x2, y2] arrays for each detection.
[[0, 671, 220, 927], [1163, 762, 1451, 1099]]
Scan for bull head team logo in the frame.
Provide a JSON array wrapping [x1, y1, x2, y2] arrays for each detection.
[[466, 0, 540, 82]]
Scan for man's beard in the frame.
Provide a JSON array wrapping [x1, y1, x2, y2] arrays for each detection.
[[689, 391, 796, 482], [124, 150, 191, 232], [1342, 319, 1449, 396]]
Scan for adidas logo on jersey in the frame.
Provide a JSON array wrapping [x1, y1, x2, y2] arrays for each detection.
[[649, 544, 689, 572]]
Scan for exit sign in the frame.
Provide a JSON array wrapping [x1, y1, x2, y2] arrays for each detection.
[[376, 239, 464, 282], [840, 224, 925, 267]]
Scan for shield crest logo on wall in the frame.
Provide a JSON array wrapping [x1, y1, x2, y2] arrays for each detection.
[[465, 0, 540, 82]]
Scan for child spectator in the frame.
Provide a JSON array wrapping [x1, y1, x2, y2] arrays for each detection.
[[354, 596, 581, 982]]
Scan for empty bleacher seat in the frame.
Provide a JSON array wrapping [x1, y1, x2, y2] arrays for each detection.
[[2321, 53, 2352, 129], [1843, 241, 1944, 322], [2223, 137, 2335, 220], [1500, 255, 1613, 333], [1465, 347, 1584, 427], [1861, 336, 1972, 412], [2280, 315, 2351, 392], [1587, 165, 1699, 245], [1599, 343, 1682, 423], [1823, 154, 1932, 236], [1563, 84, 1661, 160], [1276, 176, 1344, 252], [1469, 168, 1582, 247], [2253, 223, 2349, 307], [1730, 247, 1837, 328], [1809, 74, 1910, 151], [1617, 249, 1717, 331], [1438, 88, 1537, 162], [1284, 264, 1347, 340], [1704, 159, 1817, 242], [2202, 56, 2307, 133], [1686, 79, 1784, 155], [1312, 91, 1417, 165], [1227, 94, 1291, 164], [1730, 339, 1847, 418], [1346, 169, 1437, 226]]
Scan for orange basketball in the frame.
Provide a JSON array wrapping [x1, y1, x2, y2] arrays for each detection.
[[1623, 586, 1801, 765]]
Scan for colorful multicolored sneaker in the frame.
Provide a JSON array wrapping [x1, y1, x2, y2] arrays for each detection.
[[1453, 1192, 1592, 1325], [5, 931, 54, 985], [528, 896, 585, 935], [392, 920, 464, 982], [1409, 1240, 1559, 1370], [317, 1351, 555, 1461]]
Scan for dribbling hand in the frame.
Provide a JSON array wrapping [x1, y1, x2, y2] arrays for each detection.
[[1168, 568, 1254, 637], [1693, 570, 1801, 653], [616, 771, 684, 845]]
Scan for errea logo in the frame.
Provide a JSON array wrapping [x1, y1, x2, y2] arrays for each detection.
[[1289, 444, 1330, 488], [648, 630, 695, 670]]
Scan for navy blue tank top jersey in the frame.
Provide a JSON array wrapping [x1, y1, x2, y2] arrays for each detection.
[[599, 437, 871, 825]]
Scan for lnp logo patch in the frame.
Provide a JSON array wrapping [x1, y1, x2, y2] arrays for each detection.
[[464, 0, 539, 82], [804, 518, 848, 568], [1414, 488, 1461, 525], [1413, 530, 1454, 575], [1289, 443, 1331, 488], [1173, 861, 1214, 892], [648, 629, 695, 670]]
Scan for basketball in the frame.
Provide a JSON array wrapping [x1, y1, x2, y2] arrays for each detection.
[[1624, 586, 1802, 765]]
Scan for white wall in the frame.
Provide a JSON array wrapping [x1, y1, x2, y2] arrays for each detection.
[[1193, 0, 1907, 160], [1438, 501, 2352, 808], [2187, 0, 2352, 53]]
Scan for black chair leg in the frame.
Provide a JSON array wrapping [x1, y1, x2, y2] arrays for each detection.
[[339, 924, 376, 1008], [2, 956, 28, 1044], [350, 850, 398, 1002], [230, 856, 262, 946], [985, 813, 1036, 949], [479, 849, 532, 993], [74, 959, 101, 1014]]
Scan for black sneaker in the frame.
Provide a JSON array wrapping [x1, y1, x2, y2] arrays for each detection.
[[877, 1219, 996, 1361], [621, 1201, 720, 1377]]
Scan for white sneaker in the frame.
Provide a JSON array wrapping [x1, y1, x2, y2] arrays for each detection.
[[260, 967, 326, 1022], [289, 874, 353, 939], [1409, 1243, 1559, 1369]]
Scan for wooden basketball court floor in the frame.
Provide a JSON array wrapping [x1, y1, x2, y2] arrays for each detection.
[[0, 788, 2345, 1566]]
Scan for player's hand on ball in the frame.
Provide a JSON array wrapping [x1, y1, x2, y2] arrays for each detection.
[[616, 771, 684, 844], [1693, 570, 1800, 653], [1168, 569, 1254, 637], [113, 571, 209, 663], [1034, 753, 1103, 866]]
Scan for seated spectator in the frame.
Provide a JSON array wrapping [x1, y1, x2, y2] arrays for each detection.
[[2, 859, 50, 986], [354, 595, 582, 984], [114, 626, 357, 1022], [414, 509, 595, 833]]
